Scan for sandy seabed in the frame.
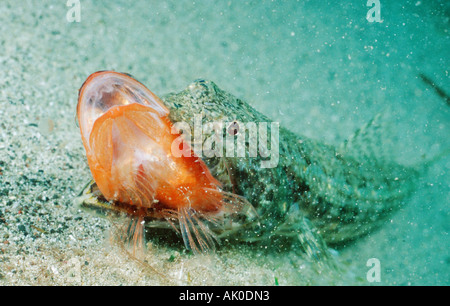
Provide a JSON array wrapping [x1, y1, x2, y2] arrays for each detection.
[[0, 0, 448, 285]]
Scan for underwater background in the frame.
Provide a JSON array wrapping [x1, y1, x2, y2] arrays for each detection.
[[0, 0, 448, 285]]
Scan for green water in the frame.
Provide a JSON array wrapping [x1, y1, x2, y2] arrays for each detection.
[[0, 0, 448, 285]]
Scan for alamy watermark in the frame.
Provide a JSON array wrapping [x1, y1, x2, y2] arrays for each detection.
[[366, 258, 381, 283], [66, 0, 81, 23], [366, 0, 382, 23], [67, 1, 382, 24], [171, 115, 280, 169]]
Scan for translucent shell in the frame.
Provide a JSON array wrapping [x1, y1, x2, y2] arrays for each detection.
[[77, 71, 221, 211]]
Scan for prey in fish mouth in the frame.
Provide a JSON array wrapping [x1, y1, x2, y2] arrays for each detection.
[[75, 71, 427, 266]]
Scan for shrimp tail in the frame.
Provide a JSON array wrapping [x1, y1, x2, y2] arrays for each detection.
[[114, 209, 146, 259], [178, 207, 218, 254], [176, 188, 257, 254]]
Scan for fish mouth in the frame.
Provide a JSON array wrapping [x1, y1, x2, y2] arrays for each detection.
[[76, 72, 257, 254], [75, 180, 248, 235]]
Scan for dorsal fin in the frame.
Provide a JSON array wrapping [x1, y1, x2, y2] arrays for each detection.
[[339, 110, 395, 163]]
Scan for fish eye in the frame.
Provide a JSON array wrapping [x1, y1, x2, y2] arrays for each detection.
[[228, 121, 240, 136]]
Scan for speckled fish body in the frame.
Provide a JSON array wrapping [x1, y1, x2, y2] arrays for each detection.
[[77, 79, 420, 263]]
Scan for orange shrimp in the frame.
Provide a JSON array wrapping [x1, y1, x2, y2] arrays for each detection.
[[77, 71, 248, 253]]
